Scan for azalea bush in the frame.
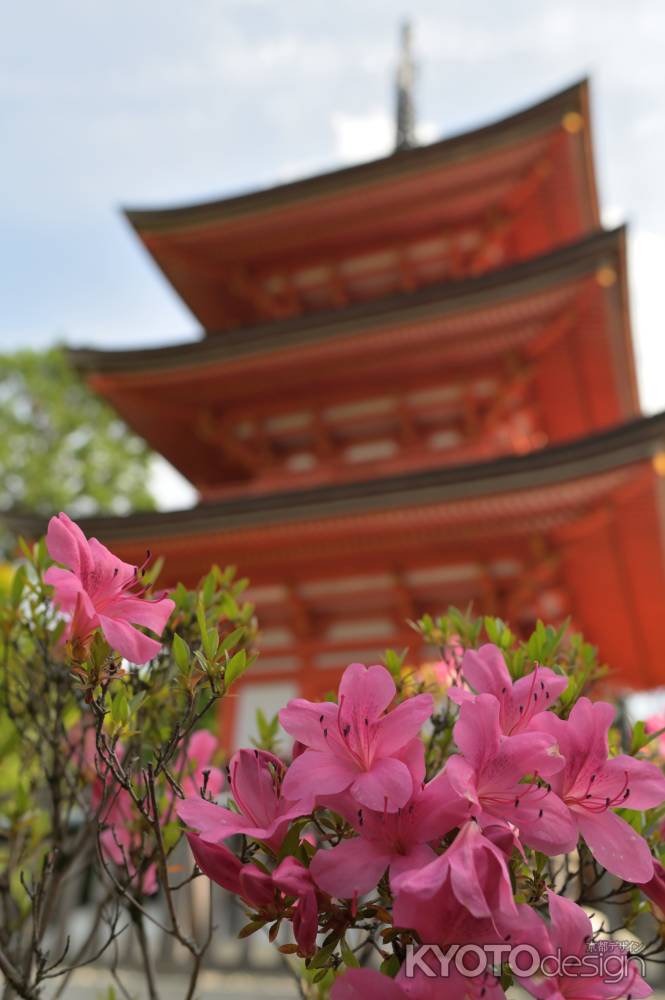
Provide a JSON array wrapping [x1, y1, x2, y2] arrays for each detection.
[[1, 515, 664, 1000], [0, 515, 256, 999]]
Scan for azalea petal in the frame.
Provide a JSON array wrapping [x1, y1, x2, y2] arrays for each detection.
[[375, 694, 433, 756], [414, 768, 473, 839], [505, 789, 577, 856], [282, 750, 357, 803], [177, 797, 252, 841], [444, 756, 481, 824], [567, 698, 616, 777], [331, 968, 406, 1000], [396, 737, 427, 787], [98, 614, 162, 664], [338, 663, 396, 722], [576, 808, 655, 883], [310, 837, 391, 897], [185, 832, 242, 894], [103, 593, 174, 634], [639, 860, 665, 908], [46, 512, 92, 577], [187, 730, 218, 770], [454, 694, 502, 772], [230, 748, 280, 828], [511, 667, 567, 720], [351, 757, 413, 812], [545, 890, 591, 959], [607, 754, 665, 809], [461, 644, 512, 698], [88, 537, 136, 591], [272, 856, 314, 897], [292, 886, 318, 956], [279, 700, 339, 751], [43, 566, 83, 612], [389, 843, 437, 888], [238, 865, 274, 909], [448, 822, 517, 924]]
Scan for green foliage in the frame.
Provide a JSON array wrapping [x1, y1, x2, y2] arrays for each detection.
[[0, 347, 155, 542]]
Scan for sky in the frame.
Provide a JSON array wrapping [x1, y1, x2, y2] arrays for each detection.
[[3, 1, 665, 509]]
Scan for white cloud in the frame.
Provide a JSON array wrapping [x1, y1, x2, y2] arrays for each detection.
[[331, 109, 439, 165], [150, 456, 198, 512], [628, 229, 665, 415]]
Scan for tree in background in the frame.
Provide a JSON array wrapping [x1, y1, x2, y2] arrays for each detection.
[[0, 347, 155, 533]]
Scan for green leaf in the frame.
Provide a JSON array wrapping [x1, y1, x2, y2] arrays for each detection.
[[172, 633, 191, 673], [10, 564, 26, 608], [277, 818, 309, 862], [380, 954, 401, 977], [129, 691, 147, 714], [340, 936, 359, 968], [202, 570, 216, 606], [196, 597, 208, 645], [205, 627, 219, 659], [110, 690, 129, 725], [162, 821, 182, 851], [225, 649, 248, 687], [220, 626, 245, 652], [238, 919, 266, 938], [309, 938, 339, 968]]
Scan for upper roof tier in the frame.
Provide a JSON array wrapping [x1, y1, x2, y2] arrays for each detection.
[[71, 228, 638, 496], [125, 81, 599, 332]]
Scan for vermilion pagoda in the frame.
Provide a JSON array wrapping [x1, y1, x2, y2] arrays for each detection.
[[21, 78, 665, 744]]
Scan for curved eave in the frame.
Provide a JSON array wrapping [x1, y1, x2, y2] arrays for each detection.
[[124, 80, 597, 234], [69, 227, 627, 380], [8, 413, 665, 544]]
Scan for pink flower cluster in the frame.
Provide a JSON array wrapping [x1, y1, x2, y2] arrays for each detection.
[[177, 648, 665, 996]]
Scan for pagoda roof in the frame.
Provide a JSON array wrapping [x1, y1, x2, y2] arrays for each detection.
[[123, 81, 599, 330], [69, 228, 639, 492], [11, 412, 665, 542], [72, 226, 628, 375], [10, 414, 665, 689]]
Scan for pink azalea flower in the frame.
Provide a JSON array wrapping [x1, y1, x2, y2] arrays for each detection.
[[44, 512, 174, 665], [272, 856, 319, 956], [310, 770, 469, 898], [393, 820, 520, 941], [392, 822, 550, 995], [533, 698, 665, 882], [639, 860, 665, 917], [186, 835, 319, 955], [280, 663, 433, 813], [331, 964, 506, 1000], [331, 968, 407, 1000], [177, 748, 312, 852], [175, 730, 224, 800], [186, 832, 274, 909], [645, 713, 665, 756], [523, 891, 651, 1000], [446, 694, 577, 856], [449, 644, 567, 735]]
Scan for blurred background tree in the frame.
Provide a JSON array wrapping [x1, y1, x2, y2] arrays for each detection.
[[0, 347, 155, 553]]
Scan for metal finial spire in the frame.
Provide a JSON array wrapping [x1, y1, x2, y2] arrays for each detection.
[[395, 21, 417, 151]]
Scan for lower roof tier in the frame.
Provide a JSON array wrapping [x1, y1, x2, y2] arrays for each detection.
[[11, 413, 665, 693], [71, 228, 639, 496]]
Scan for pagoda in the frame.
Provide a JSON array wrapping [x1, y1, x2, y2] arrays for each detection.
[[16, 53, 665, 745]]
